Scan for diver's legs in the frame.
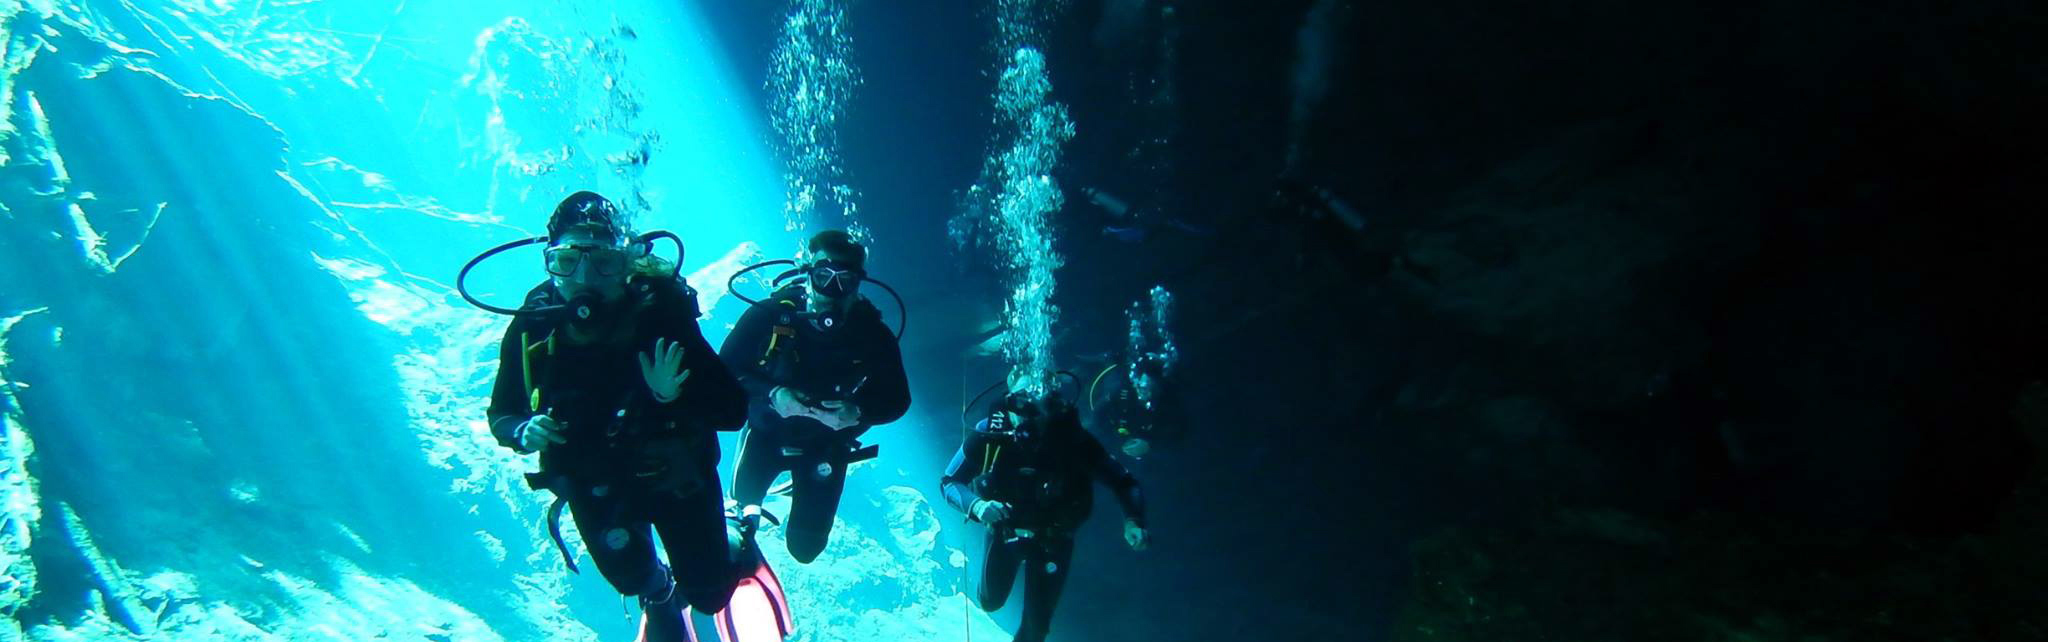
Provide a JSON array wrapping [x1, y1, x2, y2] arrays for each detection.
[[1014, 537, 1075, 642], [784, 455, 848, 563], [653, 479, 742, 615], [976, 530, 1022, 612], [730, 426, 785, 506], [636, 583, 691, 642], [567, 485, 668, 597]]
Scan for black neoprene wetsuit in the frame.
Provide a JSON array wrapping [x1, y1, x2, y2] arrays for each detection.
[[1088, 364, 1190, 457], [718, 287, 910, 562], [485, 276, 747, 613], [940, 406, 1145, 642]]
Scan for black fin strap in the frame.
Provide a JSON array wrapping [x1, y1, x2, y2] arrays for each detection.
[[547, 496, 579, 574]]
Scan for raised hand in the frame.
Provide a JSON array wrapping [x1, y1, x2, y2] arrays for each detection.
[[637, 338, 691, 402]]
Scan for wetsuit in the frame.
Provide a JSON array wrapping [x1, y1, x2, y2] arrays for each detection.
[[719, 287, 910, 562], [485, 276, 748, 613], [1089, 365, 1189, 458], [941, 402, 1146, 642]]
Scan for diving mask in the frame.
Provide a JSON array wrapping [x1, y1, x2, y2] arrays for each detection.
[[545, 243, 634, 279]]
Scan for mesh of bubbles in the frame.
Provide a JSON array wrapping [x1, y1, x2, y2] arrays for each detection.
[[459, 15, 659, 228], [988, 46, 1074, 400], [1125, 284, 1179, 403], [992, 0, 1069, 57], [767, 0, 864, 239], [946, 2, 1073, 400]]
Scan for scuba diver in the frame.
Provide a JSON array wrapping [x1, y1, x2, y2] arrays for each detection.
[[1270, 176, 1365, 234], [465, 191, 790, 642], [1080, 186, 1213, 243], [1088, 286, 1185, 459], [719, 230, 911, 563], [942, 389, 1150, 642], [1268, 174, 1392, 277], [1087, 357, 1187, 459]]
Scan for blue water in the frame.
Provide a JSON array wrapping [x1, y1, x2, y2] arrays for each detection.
[[0, 1, 1118, 640]]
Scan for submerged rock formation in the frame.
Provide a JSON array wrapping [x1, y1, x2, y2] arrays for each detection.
[[0, 4, 1024, 640]]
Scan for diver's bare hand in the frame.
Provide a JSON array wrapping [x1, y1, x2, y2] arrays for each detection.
[[517, 415, 568, 452], [817, 400, 863, 430], [1120, 438, 1152, 459], [1124, 519, 1150, 551], [770, 386, 810, 418], [638, 338, 691, 402], [971, 499, 1012, 524]]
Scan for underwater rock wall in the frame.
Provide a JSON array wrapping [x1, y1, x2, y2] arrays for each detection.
[[0, 309, 43, 641], [1030, 0, 2048, 637], [0, 2, 1026, 640], [0, 5, 557, 639], [1298, 2, 2048, 639], [1396, 401, 2048, 642]]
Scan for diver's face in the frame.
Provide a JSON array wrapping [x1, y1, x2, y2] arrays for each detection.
[[547, 227, 629, 302], [803, 255, 864, 307]]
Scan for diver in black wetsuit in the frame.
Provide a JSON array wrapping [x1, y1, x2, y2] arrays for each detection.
[[1088, 358, 1188, 460], [942, 391, 1151, 642], [720, 230, 911, 563], [483, 191, 749, 642]]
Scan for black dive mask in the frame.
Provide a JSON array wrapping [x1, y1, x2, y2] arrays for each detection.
[[807, 261, 864, 300], [545, 243, 633, 278]]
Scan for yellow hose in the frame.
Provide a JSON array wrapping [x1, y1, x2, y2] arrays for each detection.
[[1087, 364, 1120, 412], [521, 331, 536, 413]]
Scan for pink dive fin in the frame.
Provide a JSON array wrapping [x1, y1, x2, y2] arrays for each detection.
[[637, 608, 697, 642], [712, 559, 793, 642]]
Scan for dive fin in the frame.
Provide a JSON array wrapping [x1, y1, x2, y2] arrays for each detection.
[[712, 556, 793, 642], [635, 590, 694, 642], [703, 501, 791, 641]]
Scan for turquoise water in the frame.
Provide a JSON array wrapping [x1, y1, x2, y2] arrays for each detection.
[[0, 1, 1096, 639]]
